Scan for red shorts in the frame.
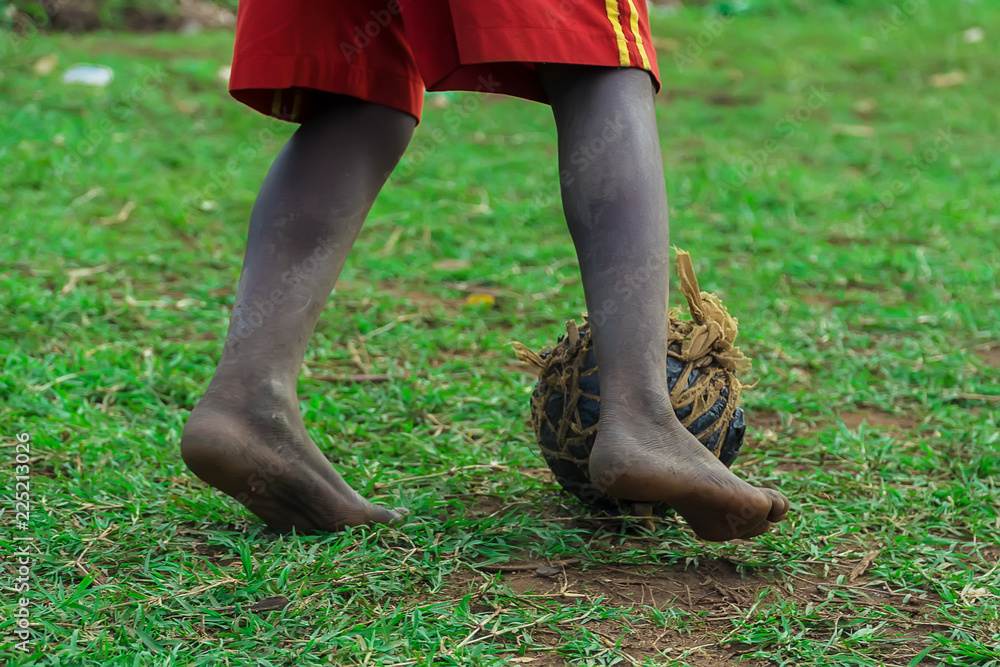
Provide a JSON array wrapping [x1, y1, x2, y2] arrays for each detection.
[[229, 0, 660, 123]]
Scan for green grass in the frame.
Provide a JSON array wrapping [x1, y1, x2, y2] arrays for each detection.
[[2, 2, 999, 665]]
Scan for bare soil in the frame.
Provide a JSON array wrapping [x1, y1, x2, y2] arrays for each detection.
[[838, 409, 920, 431], [448, 554, 942, 666], [747, 410, 784, 434], [974, 343, 1000, 368]]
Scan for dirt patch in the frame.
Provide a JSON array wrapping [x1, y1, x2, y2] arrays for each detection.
[[743, 409, 783, 453], [485, 558, 767, 608], [748, 410, 784, 434], [980, 546, 1000, 563], [450, 558, 778, 665], [800, 292, 843, 307], [420, 348, 534, 376], [452, 493, 524, 520], [766, 449, 845, 472], [191, 542, 238, 567], [705, 92, 761, 107], [826, 234, 874, 246], [826, 235, 929, 247], [800, 286, 913, 311], [974, 343, 1000, 368], [447, 557, 941, 665], [800, 290, 883, 308], [375, 280, 464, 310], [502, 620, 767, 667], [838, 409, 920, 431], [336, 279, 486, 313]]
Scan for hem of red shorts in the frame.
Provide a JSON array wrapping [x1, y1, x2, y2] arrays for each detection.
[[423, 25, 660, 103], [229, 54, 425, 123]]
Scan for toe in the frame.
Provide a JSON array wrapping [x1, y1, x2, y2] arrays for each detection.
[[387, 506, 410, 523], [763, 488, 790, 522], [368, 504, 407, 526]]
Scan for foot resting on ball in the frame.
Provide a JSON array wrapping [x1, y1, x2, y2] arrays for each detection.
[[590, 409, 789, 541]]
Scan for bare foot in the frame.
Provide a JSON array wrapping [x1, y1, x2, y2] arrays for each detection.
[[180, 378, 404, 533], [589, 411, 789, 541]]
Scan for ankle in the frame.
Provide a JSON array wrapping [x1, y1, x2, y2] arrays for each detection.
[[202, 371, 297, 410], [599, 391, 677, 430]]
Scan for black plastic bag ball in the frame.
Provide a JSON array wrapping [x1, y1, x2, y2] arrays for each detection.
[[530, 331, 747, 518]]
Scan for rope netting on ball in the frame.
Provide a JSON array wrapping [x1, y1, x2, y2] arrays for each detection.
[[662, 248, 751, 444], [513, 248, 752, 516]]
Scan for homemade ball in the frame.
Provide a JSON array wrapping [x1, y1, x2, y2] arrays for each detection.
[[515, 250, 752, 518]]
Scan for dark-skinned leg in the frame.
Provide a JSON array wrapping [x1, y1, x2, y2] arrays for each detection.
[[536, 65, 789, 541], [180, 95, 415, 532]]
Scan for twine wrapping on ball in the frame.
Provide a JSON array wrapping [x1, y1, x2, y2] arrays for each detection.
[[513, 248, 752, 517]]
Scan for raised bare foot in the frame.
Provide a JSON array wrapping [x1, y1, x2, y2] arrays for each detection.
[[589, 410, 789, 541], [180, 378, 404, 533]]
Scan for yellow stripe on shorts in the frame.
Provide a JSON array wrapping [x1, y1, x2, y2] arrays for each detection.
[[626, 0, 651, 70], [604, 0, 630, 67]]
